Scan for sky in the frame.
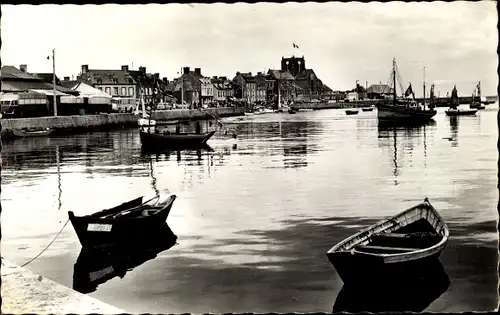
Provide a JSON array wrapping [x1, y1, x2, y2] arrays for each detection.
[[1, 2, 498, 96]]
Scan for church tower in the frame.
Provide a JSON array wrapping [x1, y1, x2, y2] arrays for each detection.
[[281, 56, 306, 77]]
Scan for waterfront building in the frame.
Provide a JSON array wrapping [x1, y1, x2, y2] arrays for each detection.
[[254, 72, 268, 104], [175, 67, 213, 107], [190, 68, 214, 107], [211, 76, 234, 104], [280, 56, 332, 99], [366, 84, 394, 99], [267, 69, 298, 105], [232, 72, 257, 104], [77, 65, 137, 103]]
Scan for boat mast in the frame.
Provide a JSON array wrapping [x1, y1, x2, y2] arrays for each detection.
[[392, 58, 397, 106], [423, 66, 426, 110], [181, 67, 184, 105]]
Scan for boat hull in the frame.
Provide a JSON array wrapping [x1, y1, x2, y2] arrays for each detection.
[[345, 110, 359, 115], [12, 128, 53, 137], [68, 195, 176, 249], [361, 107, 374, 112], [469, 104, 485, 110], [140, 130, 215, 149], [326, 198, 449, 285], [377, 104, 436, 122], [445, 109, 477, 116]]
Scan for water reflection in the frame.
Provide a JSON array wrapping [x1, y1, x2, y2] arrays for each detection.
[[72, 224, 177, 294], [377, 121, 435, 185], [449, 116, 459, 147], [332, 260, 450, 313]]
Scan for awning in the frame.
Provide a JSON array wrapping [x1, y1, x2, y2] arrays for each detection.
[[30, 89, 69, 96]]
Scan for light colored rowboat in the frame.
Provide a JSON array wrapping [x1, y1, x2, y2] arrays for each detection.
[[326, 197, 449, 284]]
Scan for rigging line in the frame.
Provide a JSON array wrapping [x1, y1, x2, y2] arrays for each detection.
[[20, 218, 70, 268]]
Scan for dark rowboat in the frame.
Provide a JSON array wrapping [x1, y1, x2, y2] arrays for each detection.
[[469, 103, 485, 110], [140, 129, 215, 149], [361, 107, 374, 112], [345, 109, 359, 115], [68, 195, 177, 249], [288, 107, 297, 114], [73, 224, 177, 294], [12, 127, 53, 137], [445, 108, 477, 116], [326, 198, 449, 285]]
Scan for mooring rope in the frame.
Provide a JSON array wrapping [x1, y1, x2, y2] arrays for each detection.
[[20, 218, 70, 268]]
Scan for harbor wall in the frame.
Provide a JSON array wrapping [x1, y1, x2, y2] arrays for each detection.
[[293, 96, 484, 110], [1, 259, 125, 314], [0, 107, 245, 138]]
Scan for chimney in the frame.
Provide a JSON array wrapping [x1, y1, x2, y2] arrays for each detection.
[[64, 76, 70, 81], [183, 67, 190, 75], [236, 71, 240, 76], [19, 64, 27, 73], [121, 65, 129, 72], [162, 77, 168, 83], [82, 65, 89, 74], [257, 72, 262, 75], [139, 66, 146, 74], [154, 73, 159, 79], [194, 68, 201, 76]]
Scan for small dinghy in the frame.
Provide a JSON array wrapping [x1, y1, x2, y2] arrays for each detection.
[[345, 109, 359, 115], [361, 107, 374, 112], [326, 198, 449, 285], [68, 195, 176, 249], [445, 108, 477, 116], [12, 127, 53, 137]]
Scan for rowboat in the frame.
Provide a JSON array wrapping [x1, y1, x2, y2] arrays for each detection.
[[288, 107, 297, 114], [139, 129, 216, 149], [68, 195, 177, 249], [345, 109, 359, 115], [326, 198, 449, 285], [12, 127, 53, 137], [72, 224, 177, 294], [332, 259, 449, 313], [361, 107, 374, 112]]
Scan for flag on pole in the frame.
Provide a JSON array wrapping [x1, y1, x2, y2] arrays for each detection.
[[293, 43, 299, 49]]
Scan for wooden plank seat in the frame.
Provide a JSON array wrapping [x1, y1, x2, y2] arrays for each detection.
[[354, 244, 420, 253], [370, 232, 442, 249]]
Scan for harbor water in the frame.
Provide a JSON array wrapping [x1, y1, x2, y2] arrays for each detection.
[[1, 106, 498, 313]]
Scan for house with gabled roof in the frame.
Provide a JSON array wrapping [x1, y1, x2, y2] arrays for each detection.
[[77, 64, 137, 101], [233, 72, 257, 104], [366, 84, 394, 99]]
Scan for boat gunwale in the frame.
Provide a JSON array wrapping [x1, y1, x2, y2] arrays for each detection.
[[69, 195, 176, 222], [327, 198, 449, 259]]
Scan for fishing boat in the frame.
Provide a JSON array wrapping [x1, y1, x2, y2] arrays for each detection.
[[361, 106, 374, 112], [326, 198, 449, 285], [288, 107, 297, 114], [12, 127, 53, 138], [72, 224, 177, 294], [140, 128, 216, 149], [68, 195, 177, 249], [377, 59, 436, 123], [345, 109, 359, 115], [469, 81, 485, 110], [445, 85, 477, 116]]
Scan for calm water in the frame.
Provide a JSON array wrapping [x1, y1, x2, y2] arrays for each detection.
[[1, 106, 498, 313]]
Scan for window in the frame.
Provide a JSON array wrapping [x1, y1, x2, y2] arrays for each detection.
[[129, 87, 134, 96], [105, 87, 111, 94], [97, 87, 103, 91], [121, 87, 127, 96], [113, 87, 119, 95]]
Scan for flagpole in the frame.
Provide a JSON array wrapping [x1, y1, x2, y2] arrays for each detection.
[[52, 48, 57, 116]]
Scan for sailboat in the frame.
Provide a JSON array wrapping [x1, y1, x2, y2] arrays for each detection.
[[445, 85, 477, 116], [135, 86, 157, 133], [469, 81, 485, 110], [376, 59, 437, 123], [428, 84, 436, 110]]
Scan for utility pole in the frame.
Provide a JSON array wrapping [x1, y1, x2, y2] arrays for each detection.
[[52, 48, 57, 116]]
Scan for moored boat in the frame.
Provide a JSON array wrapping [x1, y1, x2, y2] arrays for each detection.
[[326, 197, 449, 285], [288, 107, 297, 114], [68, 195, 177, 249], [445, 85, 477, 116], [140, 128, 215, 149], [469, 82, 485, 109], [12, 127, 53, 137], [345, 109, 359, 115], [361, 107, 374, 112], [377, 59, 436, 123]]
